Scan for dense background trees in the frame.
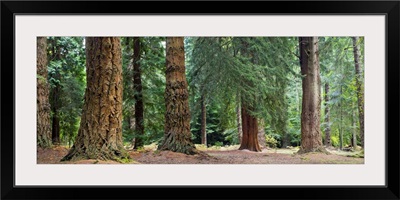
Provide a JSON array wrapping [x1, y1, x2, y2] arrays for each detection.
[[37, 36, 364, 160]]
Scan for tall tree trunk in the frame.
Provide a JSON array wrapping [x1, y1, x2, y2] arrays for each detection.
[[236, 103, 243, 144], [37, 37, 52, 148], [62, 37, 127, 161], [352, 108, 358, 150], [352, 36, 364, 148], [239, 104, 261, 152], [51, 70, 61, 145], [51, 97, 60, 145], [298, 37, 326, 154], [158, 37, 196, 155], [324, 83, 331, 147], [257, 118, 266, 149], [339, 88, 343, 150], [50, 39, 61, 145], [280, 106, 290, 148], [132, 37, 144, 149], [200, 94, 207, 146], [282, 132, 290, 148]]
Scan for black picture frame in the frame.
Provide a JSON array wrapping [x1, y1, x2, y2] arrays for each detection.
[[1, 1, 399, 199]]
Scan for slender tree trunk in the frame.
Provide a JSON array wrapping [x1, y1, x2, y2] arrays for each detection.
[[51, 71, 61, 145], [50, 40, 61, 145], [324, 83, 331, 147], [239, 104, 261, 152], [62, 37, 127, 161], [128, 113, 135, 146], [158, 37, 197, 155], [339, 89, 343, 150], [37, 37, 52, 148], [132, 37, 144, 149], [257, 118, 266, 149], [200, 94, 207, 146], [352, 109, 358, 150], [352, 36, 364, 148], [51, 104, 60, 145], [236, 103, 243, 144], [282, 132, 290, 148], [298, 37, 326, 154], [280, 105, 290, 148]]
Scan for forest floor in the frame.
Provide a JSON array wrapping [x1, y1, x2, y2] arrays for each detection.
[[37, 144, 364, 164]]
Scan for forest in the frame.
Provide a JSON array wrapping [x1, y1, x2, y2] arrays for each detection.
[[37, 36, 364, 164]]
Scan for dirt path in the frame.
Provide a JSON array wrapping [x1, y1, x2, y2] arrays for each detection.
[[37, 145, 364, 164]]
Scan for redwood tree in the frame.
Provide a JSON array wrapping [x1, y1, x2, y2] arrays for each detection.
[[132, 37, 144, 149], [239, 104, 261, 152], [298, 37, 326, 153], [238, 40, 261, 152], [352, 36, 364, 148], [37, 37, 52, 148], [62, 37, 127, 161], [158, 37, 197, 155]]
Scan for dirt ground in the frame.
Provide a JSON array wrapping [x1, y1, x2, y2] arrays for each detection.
[[37, 144, 364, 164]]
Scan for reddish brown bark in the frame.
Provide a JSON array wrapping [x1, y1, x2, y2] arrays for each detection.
[[37, 37, 52, 148], [298, 37, 326, 154], [133, 37, 144, 149], [239, 104, 261, 152], [352, 36, 364, 148], [62, 37, 127, 161], [158, 37, 197, 155]]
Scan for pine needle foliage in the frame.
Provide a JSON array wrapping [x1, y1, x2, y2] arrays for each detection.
[[188, 37, 295, 143]]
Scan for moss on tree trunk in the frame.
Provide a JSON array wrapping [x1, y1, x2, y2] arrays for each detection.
[[352, 36, 364, 148]]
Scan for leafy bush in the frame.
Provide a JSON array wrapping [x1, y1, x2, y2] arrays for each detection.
[[214, 141, 223, 147], [331, 135, 339, 147], [265, 135, 279, 148]]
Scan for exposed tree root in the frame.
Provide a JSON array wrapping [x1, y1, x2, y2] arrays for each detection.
[[61, 146, 129, 162], [297, 146, 330, 155]]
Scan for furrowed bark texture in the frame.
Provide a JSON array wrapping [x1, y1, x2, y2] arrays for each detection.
[[298, 37, 326, 154], [62, 37, 126, 161], [239, 104, 261, 152], [324, 83, 331, 147], [37, 37, 52, 148], [133, 37, 144, 149], [158, 37, 196, 155], [352, 36, 364, 148]]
